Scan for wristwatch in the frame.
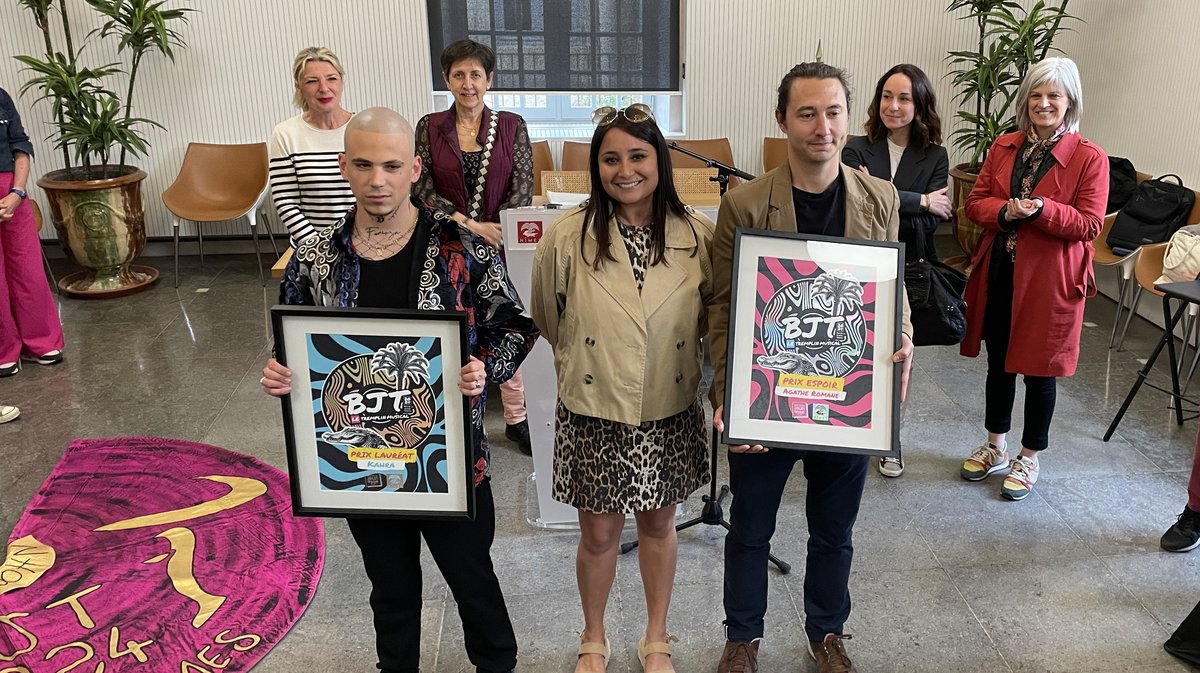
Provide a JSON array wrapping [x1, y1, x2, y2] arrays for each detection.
[[8, 188, 26, 200]]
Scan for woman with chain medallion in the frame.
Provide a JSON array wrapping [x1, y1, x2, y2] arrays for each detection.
[[415, 38, 536, 455]]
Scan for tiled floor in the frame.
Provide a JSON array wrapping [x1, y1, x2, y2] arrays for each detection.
[[3, 253, 1200, 672]]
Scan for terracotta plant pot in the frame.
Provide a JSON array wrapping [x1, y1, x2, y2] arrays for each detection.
[[948, 162, 983, 257], [38, 166, 159, 298]]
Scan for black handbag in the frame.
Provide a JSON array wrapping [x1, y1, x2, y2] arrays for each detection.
[[1106, 156, 1139, 214], [904, 234, 968, 346], [1106, 174, 1196, 251]]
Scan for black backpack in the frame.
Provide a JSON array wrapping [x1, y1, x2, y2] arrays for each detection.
[[1105, 174, 1196, 252], [1106, 156, 1138, 214]]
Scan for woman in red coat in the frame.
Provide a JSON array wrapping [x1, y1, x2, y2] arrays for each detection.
[[958, 57, 1109, 500]]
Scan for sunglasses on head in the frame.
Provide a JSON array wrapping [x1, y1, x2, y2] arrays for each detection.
[[591, 103, 654, 126]]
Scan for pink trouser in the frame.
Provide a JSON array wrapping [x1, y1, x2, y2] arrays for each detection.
[[0, 172, 64, 364], [1190, 426, 1200, 512], [499, 368, 526, 424]]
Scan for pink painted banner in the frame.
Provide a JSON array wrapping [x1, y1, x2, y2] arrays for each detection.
[[0, 437, 324, 672]]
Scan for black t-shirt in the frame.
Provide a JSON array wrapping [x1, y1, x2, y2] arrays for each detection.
[[792, 173, 846, 237], [356, 242, 417, 309]]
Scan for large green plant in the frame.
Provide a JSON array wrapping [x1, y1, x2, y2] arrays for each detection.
[[946, 0, 1075, 170], [13, 0, 192, 179]]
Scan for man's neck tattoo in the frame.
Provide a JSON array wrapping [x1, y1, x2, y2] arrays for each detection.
[[371, 205, 402, 224]]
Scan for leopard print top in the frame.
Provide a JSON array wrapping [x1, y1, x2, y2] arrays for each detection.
[[618, 221, 652, 292]]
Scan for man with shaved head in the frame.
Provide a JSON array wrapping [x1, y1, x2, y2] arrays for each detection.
[[262, 107, 538, 673]]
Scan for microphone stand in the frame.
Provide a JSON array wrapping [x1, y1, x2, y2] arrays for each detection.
[[619, 427, 792, 575], [668, 142, 757, 196]]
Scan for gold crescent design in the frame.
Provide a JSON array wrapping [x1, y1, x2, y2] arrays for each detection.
[[94, 476, 267, 532]]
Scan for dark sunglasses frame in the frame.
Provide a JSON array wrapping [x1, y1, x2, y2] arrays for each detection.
[[591, 102, 654, 126]]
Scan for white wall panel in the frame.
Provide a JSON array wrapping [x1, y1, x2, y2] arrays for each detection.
[[1056, 0, 1200, 184], [0, 0, 435, 240], [2, 0, 1197, 243]]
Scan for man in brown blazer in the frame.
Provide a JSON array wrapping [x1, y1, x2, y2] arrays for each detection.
[[709, 62, 914, 673]]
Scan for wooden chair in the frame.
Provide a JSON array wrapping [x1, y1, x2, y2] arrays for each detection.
[[161, 142, 278, 287], [561, 141, 590, 171], [670, 138, 741, 188], [531, 140, 553, 196], [29, 200, 60, 295], [763, 137, 788, 172], [542, 170, 590, 195], [671, 168, 720, 195]]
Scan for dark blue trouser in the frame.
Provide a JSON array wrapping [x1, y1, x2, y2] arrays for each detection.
[[723, 448, 869, 643]]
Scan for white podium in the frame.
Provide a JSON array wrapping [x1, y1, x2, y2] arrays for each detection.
[[501, 207, 578, 527]]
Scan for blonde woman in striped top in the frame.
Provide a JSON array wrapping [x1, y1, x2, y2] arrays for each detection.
[[270, 47, 356, 246]]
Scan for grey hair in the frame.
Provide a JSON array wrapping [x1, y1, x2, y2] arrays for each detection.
[[291, 46, 346, 110], [1015, 57, 1082, 133]]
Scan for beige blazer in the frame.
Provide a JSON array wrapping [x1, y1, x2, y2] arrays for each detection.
[[708, 162, 912, 408], [531, 205, 715, 426]]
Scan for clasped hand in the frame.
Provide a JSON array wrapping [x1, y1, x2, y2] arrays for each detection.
[[1004, 197, 1041, 222]]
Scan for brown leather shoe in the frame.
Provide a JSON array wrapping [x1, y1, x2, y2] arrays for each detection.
[[808, 634, 857, 673], [716, 639, 759, 673]]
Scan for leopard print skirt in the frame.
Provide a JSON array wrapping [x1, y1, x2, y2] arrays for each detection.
[[552, 399, 709, 514]]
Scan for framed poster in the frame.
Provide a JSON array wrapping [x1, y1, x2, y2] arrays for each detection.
[[722, 229, 904, 457], [271, 305, 475, 519]]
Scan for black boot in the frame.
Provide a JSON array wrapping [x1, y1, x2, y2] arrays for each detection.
[[505, 420, 532, 456]]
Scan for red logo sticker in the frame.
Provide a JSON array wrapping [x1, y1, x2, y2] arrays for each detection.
[[517, 220, 543, 244]]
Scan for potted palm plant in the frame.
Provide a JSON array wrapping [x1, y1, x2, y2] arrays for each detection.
[[945, 0, 1075, 260], [14, 0, 192, 298]]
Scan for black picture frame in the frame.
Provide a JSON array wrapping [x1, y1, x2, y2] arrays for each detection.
[[721, 228, 905, 457], [271, 305, 476, 519]]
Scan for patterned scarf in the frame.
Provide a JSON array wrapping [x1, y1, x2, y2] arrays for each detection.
[[1017, 125, 1065, 199]]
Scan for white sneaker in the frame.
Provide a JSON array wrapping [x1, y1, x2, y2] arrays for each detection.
[[960, 442, 1009, 481], [1001, 455, 1040, 501], [0, 406, 19, 424], [878, 456, 904, 477]]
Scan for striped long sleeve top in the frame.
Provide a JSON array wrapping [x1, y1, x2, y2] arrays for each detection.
[[269, 114, 355, 246]]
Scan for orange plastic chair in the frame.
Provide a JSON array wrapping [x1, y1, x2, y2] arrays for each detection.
[[531, 140, 553, 196], [762, 137, 788, 173], [162, 142, 278, 287], [1117, 242, 1198, 358], [561, 141, 590, 171], [1095, 213, 1141, 349]]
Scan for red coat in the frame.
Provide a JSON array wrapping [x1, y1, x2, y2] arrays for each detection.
[[960, 131, 1109, 377]]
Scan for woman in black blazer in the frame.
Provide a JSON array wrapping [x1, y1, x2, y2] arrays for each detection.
[[842, 63, 951, 478], [843, 64, 951, 264]]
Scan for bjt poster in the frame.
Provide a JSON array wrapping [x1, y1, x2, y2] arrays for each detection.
[[749, 256, 877, 429]]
